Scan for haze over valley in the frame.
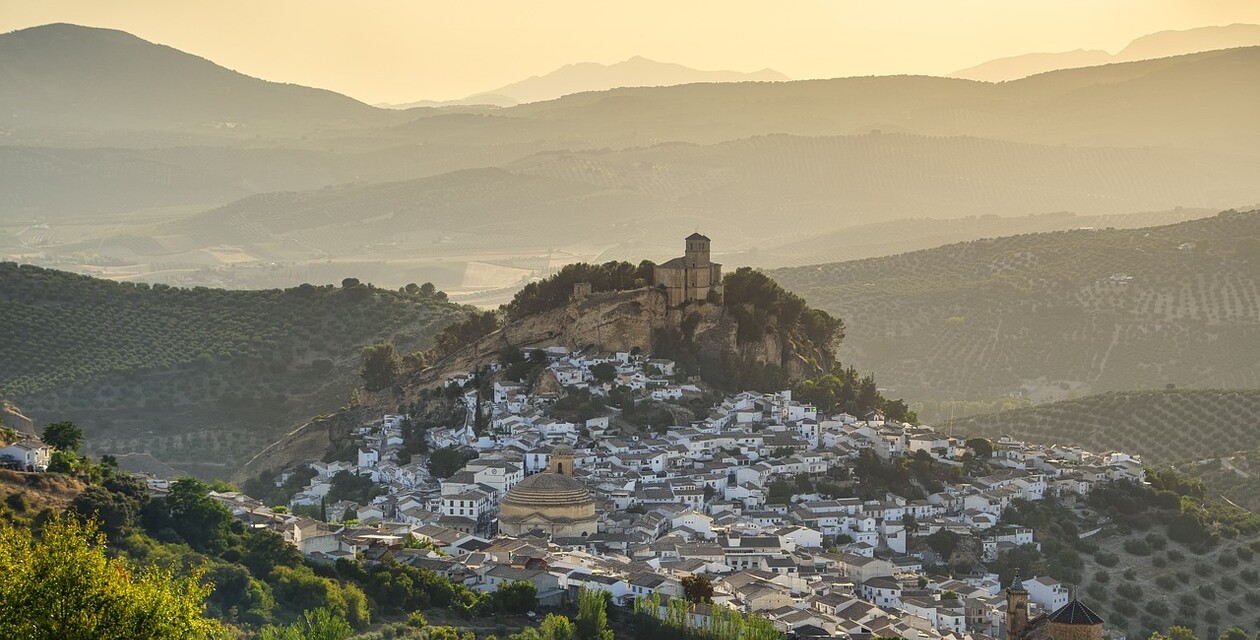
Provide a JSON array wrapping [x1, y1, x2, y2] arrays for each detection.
[[5, 7, 1260, 638]]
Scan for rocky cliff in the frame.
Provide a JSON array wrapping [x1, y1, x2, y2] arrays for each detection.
[[235, 286, 825, 481]]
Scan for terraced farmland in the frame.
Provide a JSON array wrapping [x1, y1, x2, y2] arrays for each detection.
[[944, 389, 1260, 463], [772, 210, 1260, 413]]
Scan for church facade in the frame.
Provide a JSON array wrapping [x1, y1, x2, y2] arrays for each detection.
[[653, 232, 723, 308]]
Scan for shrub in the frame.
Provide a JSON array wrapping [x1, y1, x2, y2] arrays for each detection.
[[1124, 568, 1138, 580], [1221, 575, 1238, 592], [1199, 584, 1218, 600], [1243, 568, 1260, 582], [1095, 550, 1120, 567], [1228, 602, 1243, 615], [1244, 591, 1260, 606], [1094, 570, 1110, 583], [1205, 610, 1221, 624], [1167, 549, 1185, 562], [1176, 571, 1192, 584], [1124, 539, 1152, 556], [1086, 583, 1108, 601], [1217, 549, 1236, 566], [1155, 575, 1177, 590], [1116, 583, 1143, 600], [1145, 532, 1168, 550], [1152, 556, 1167, 568], [1237, 546, 1254, 562], [1113, 599, 1138, 616], [1195, 562, 1213, 576], [1144, 599, 1169, 617]]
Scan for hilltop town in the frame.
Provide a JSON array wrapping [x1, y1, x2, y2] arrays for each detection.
[[178, 340, 1135, 640]]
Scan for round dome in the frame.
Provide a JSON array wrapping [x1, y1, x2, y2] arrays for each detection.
[[499, 472, 598, 538], [502, 472, 594, 508]]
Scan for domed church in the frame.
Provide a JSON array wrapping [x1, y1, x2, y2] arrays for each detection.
[[1006, 575, 1104, 640], [498, 446, 598, 538]]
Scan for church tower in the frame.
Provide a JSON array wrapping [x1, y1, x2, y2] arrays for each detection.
[[1007, 574, 1030, 640], [547, 445, 576, 476], [685, 232, 711, 268]]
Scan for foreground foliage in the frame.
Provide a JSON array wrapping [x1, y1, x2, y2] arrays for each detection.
[[0, 515, 220, 639]]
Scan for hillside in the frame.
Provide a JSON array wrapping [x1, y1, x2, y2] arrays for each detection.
[[1182, 449, 1260, 514], [0, 263, 464, 477], [466, 55, 788, 104], [71, 136, 1260, 292], [771, 210, 1260, 410], [951, 23, 1260, 81], [0, 23, 402, 133], [943, 389, 1260, 463], [413, 47, 1260, 154]]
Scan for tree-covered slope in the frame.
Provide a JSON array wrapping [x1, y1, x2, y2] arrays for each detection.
[[0, 263, 463, 476], [771, 210, 1260, 410], [944, 389, 1260, 463]]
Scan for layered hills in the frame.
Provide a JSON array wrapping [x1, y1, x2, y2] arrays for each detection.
[[0, 263, 463, 477], [943, 389, 1260, 464], [952, 23, 1260, 82], [385, 56, 790, 108], [771, 210, 1260, 412], [0, 23, 402, 133], [5, 24, 1260, 298]]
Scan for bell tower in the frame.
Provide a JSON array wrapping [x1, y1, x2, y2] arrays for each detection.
[[1007, 574, 1029, 640], [685, 232, 711, 268], [547, 445, 575, 476]]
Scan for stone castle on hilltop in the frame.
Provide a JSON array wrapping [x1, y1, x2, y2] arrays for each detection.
[[653, 232, 723, 307]]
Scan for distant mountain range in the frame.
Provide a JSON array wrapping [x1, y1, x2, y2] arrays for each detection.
[[952, 23, 1260, 81], [0, 23, 404, 132], [380, 56, 789, 108]]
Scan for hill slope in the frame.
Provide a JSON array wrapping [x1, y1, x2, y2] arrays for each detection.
[[0, 23, 400, 133], [469, 55, 788, 104], [944, 389, 1260, 463], [771, 210, 1260, 408], [0, 263, 463, 477], [951, 23, 1260, 81]]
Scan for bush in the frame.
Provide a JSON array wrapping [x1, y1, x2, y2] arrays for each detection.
[[1144, 599, 1169, 617], [1124, 568, 1138, 580], [1124, 539, 1152, 556], [1145, 532, 1168, 550], [1095, 550, 1120, 567], [1221, 575, 1238, 592], [1228, 602, 1243, 615], [1155, 575, 1177, 590], [1167, 549, 1185, 562], [1113, 599, 1138, 616], [1237, 546, 1254, 561], [1195, 562, 1214, 576], [1242, 569, 1259, 582], [1086, 583, 1108, 601], [1094, 570, 1110, 583], [1217, 549, 1236, 566], [1152, 556, 1167, 568], [1116, 583, 1143, 600], [1199, 584, 1218, 600]]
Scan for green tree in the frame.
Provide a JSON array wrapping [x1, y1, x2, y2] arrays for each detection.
[[0, 516, 219, 639], [41, 420, 83, 452], [682, 574, 715, 603], [163, 477, 232, 553], [495, 580, 538, 614], [576, 587, 613, 640], [966, 437, 994, 459], [589, 363, 617, 384], [359, 343, 401, 392], [1217, 628, 1247, 640], [0, 427, 18, 446], [539, 613, 575, 640], [429, 446, 473, 479], [258, 607, 353, 640]]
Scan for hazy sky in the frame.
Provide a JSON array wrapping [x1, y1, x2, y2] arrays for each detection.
[[4, 0, 1260, 103]]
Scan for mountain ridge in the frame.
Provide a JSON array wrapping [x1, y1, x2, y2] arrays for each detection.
[[951, 23, 1260, 81]]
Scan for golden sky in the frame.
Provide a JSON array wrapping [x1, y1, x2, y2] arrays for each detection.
[[3, 0, 1259, 103]]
